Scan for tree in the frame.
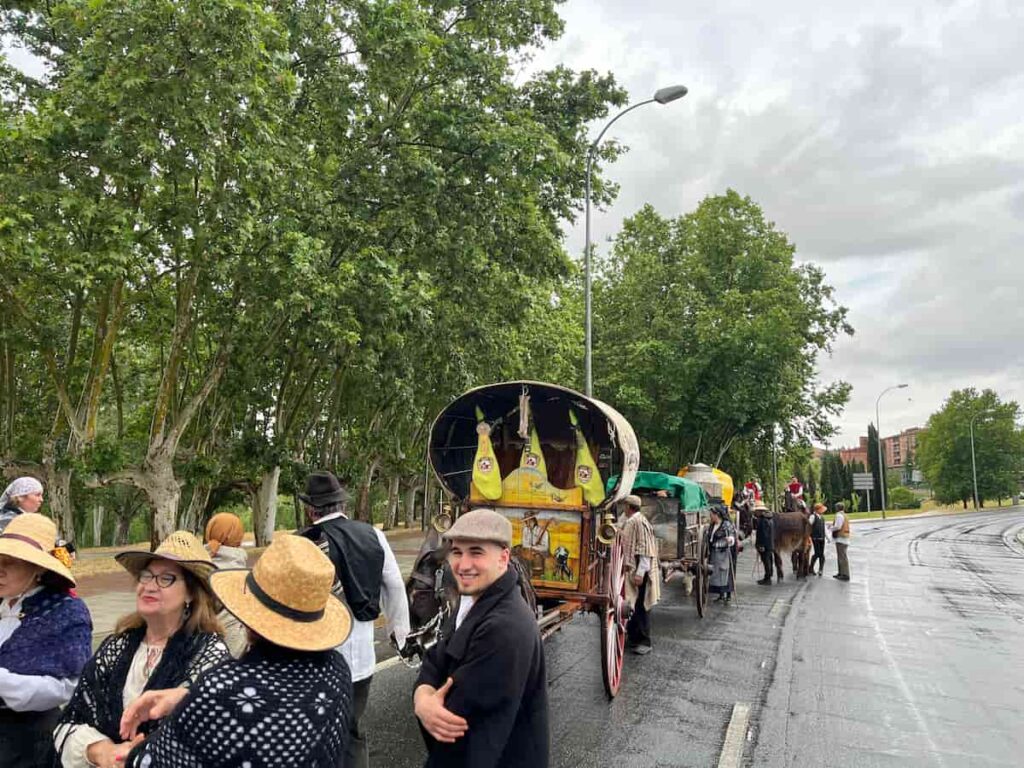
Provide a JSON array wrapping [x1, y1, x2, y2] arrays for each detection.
[[2, 0, 624, 543], [867, 423, 886, 509], [917, 389, 1022, 508], [593, 193, 853, 471]]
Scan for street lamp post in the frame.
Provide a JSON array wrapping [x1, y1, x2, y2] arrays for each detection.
[[583, 84, 688, 396], [969, 410, 991, 511], [875, 383, 908, 520]]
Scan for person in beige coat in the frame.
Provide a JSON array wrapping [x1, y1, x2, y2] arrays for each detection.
[[620, 495, 660, 655]]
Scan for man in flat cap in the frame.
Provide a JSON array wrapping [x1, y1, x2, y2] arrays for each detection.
[[620, 495, 660, 655], [413, 508, 549, 768]]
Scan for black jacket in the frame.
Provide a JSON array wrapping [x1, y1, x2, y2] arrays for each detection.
[[416, 568, 548, 768], [301, 516, 385, 621], [810, 513, 826, 541], [755, 514, 775, 553]]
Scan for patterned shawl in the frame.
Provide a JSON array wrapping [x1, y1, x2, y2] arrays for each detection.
[[126, 642, 353, 768], [0, 588, 92, 680], [55, 628, 229, 755], [621, 512, 661, 610]]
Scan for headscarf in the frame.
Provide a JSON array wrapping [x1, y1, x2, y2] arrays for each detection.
[[0, 476, 43, 508], [205, 512, 244, 556]]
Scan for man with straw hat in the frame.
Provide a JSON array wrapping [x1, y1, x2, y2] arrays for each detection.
[[121, 534, 354, 768], [298, 470, 409, 768], [0, 513, 92, 768], [809, 503, 828, 576], [414, 507, 549, 768]]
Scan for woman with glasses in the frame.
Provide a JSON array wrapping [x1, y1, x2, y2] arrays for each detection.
[[55, 531, 229, 768]]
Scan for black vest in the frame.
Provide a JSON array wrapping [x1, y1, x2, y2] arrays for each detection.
[[301, 517, 385, 622]]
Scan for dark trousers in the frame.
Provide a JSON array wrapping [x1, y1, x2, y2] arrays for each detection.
[[626, 575, 651, 647], [811, 539, 826, 573], [759, 548, 775, 580], [343, 676, 372, 768], [0, 707, 60, 768]]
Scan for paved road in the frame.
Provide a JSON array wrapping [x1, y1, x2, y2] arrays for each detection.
[[76, 509, 1024, 766], [756, 507, 1024, 767]]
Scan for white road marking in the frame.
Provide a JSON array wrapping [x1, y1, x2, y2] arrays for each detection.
[[717, 702, 750, 768], [373, 655, 406, 673], [863, 560, 946, 767]]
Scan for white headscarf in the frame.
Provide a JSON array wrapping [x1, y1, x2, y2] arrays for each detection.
[[0, 476, 44, 508]]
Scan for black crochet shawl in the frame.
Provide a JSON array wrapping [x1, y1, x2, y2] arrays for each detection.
[[125, 642, 353, 768], [55, 627, 229, 756]]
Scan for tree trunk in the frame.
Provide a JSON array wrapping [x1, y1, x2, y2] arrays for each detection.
[[180, 481, 213, 533], [145, 457, 182, 547], [404, 481, 419, 528], [92, 504, 104, 548], [251, 465, 280, 546], [356, 457, 380, 523], [45, 465, 75, 543], [292, 493, 304, 531], [384, 475, 400, 529], [113, 516, 132, 546]]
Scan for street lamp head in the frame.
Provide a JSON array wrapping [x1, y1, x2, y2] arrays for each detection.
[[897, 383, 909, 389], [654, 85, 688, 104]]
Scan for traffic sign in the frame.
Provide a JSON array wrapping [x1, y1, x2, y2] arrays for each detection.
[[852, 472, 874, 490]]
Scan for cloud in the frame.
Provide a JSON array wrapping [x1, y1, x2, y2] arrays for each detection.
[[535, 0, 1024, 445]]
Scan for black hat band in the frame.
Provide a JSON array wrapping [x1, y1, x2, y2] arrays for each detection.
[[245, 572, 325, 623]]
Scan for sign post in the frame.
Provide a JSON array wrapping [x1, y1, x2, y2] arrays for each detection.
[[852, 472, 877, 518]]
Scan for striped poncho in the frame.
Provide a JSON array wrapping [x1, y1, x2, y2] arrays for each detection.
[[620, 511, 661, 610]]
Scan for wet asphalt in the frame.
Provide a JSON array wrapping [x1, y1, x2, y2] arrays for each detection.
[[360, 508, 1024, 767], [756, 507, 1024, 767]]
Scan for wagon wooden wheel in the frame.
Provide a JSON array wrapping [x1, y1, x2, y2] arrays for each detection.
[[694, 530, 710, 618], [600, 535, 627, 698]]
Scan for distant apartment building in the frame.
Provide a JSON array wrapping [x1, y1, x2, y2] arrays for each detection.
[[836, 427, 923, 472]]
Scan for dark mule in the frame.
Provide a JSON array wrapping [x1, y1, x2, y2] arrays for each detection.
[[772, 493, 812, 580]]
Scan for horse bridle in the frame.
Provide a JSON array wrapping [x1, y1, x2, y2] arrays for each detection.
[[401, 564, 453, 668]]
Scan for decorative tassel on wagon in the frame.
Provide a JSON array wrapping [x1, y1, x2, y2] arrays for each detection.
[[519, 420, 548, 479], [570, 409, 605, 506], [472, 406, 503, 500]]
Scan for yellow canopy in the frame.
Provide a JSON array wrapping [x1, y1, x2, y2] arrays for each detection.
[[677, 466, 734, 506]]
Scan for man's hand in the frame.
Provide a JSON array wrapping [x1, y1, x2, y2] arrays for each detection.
[[86, 737, 144, 767], [414, 678, 468, 744], [120, 687, 189, 740], [631, 572, 644, 587]]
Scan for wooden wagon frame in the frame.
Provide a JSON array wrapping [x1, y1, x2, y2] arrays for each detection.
[[428, 381, 640, 698]]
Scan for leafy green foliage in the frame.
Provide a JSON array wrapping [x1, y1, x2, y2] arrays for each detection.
[[593, 193, 853, 472], [917, 388, 1023, 506]]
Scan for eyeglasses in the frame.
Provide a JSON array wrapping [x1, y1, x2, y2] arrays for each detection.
[[138, 570, 179, 589]]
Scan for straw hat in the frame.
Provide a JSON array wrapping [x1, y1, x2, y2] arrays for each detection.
[[115, 531, 216, 587], [0, 513, 76, 588], [210, 535, 351, 652]]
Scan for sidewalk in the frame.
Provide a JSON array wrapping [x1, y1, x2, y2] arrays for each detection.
[[77, 526, 429, 648]]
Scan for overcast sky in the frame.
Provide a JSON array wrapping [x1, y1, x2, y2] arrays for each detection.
[[6, 3, 1022, 448], [533, 0, 1024, 448]]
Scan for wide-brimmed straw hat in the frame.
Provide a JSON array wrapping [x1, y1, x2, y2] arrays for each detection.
[[0, 513, 75, 588], [115, 531, 216, 588], [210, 535, 351, 651], [753, 501, 769, 512]]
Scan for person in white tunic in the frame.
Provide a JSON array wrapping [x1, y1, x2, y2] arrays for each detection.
[[0, 513, 91, 768], [298, 471, 410, 768]]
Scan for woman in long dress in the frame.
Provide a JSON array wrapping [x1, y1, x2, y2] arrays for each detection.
[[706, 505, 736, 604]]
